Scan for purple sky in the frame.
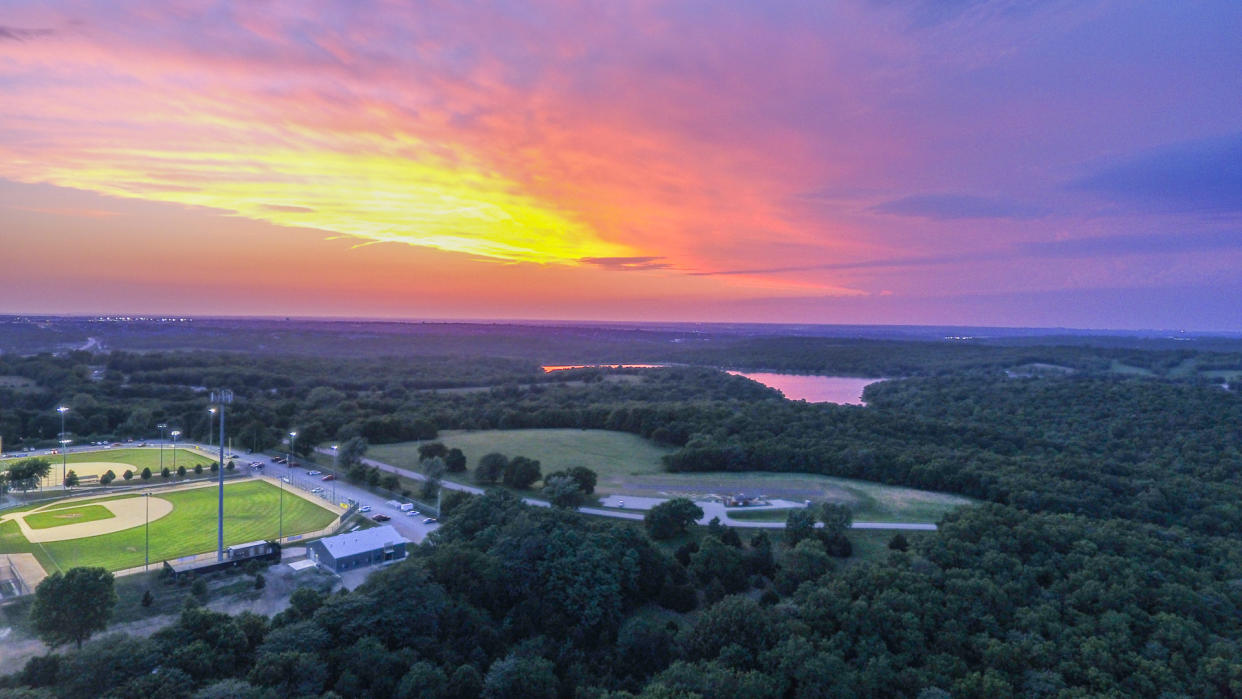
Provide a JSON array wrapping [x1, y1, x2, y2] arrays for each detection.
[[0, 0, 1240, 329]]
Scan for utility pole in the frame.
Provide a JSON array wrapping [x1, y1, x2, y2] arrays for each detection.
[[211, 390, 233, 561]]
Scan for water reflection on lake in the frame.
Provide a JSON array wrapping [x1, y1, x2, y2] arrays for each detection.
[[728, 371, 883, 405], [542, 364, 667, 372]]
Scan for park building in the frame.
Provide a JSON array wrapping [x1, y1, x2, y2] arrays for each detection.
[[307, 524, 407, 572]]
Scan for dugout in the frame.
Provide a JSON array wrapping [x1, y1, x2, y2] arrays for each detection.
[[165, 540, 282, 579]]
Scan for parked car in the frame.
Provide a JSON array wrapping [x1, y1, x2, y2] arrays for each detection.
[[405, 510, 420, 517], [372, 514, 391, 522], [310, 487, 324, 494], [422, 517, 438, 524], [321, 474, 335, 481], [307, 470, 321, 476], [272, 456, 285, 463], [280, 476, 291, 483], [359, 505, 372, 513]]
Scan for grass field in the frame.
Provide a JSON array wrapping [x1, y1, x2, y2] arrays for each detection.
[[370, 429, 674, 489], [1, 480, 337, 573], [366, 428, 968, 522], [24, 504, 115, 530]]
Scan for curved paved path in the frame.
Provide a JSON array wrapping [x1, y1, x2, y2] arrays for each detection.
[[318, 447, 938, 531]]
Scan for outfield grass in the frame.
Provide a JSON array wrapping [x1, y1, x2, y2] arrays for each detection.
[[3, 480, 337, 573], [24, 504, 115, 530], [370, 429, 673, 491]]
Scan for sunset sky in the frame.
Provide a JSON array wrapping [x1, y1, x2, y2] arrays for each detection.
[[2, 1, 1240, 329]]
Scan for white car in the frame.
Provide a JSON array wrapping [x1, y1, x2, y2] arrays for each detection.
[[406, 510, 420, 517], [310, 487, 324, 494], [359, 505, 372, 513], [307, 470, 321, 476], [280, 476, 291, 483]]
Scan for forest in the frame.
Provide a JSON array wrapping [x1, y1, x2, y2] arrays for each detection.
[[3, 328, 1242, 695]]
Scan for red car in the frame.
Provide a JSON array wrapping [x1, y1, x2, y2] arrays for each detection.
[[321, 474, 335, 481], [372, 514, 390, 522]]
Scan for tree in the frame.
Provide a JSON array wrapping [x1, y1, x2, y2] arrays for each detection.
[[141, 467, 152, 481], [100, 469, 116, 486], [645, 498, 704, 539], [30, 567, 116, 649], [337, 436, 369, 473], [141, 590, 154, 607], [785, 508, 817, 547], [888, 533, 909, 552], [445, 448, 467, 473], [544, 474, 584, 508], [483, 654, 558, 699], [382, 473, 400, 492], [177, 465, 187, 477], [5, 458, 51, 492], [503, 456, 541, 489], [161, 467, 171, 479], [475, 452, 508, 485], [418, 442, 448, 461], [567, 466, 598, 494], [421, 457, 446, 500], [194, 463, 203, 475], [819, 503, 853, 537], [63, 470, 79, 488], [254, 573, 266, 590], [122, 469, 133, 481]]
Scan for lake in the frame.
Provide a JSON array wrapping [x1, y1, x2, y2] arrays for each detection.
[[542, 364, 667, 372], [727, 371, 883, 405]]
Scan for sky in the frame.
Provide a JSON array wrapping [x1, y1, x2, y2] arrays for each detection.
[[1, 0, 1240, 329]]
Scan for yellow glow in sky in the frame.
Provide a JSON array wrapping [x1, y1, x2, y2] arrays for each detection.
[[25, 142, 632, 265]]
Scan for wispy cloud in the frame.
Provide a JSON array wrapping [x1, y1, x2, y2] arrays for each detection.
[[260, 204, 316, 213], [0, 25, 54, 41], [871, 193, 1049, 220], [1071, 133, 1242, 214], [579, 256, 670, 271]]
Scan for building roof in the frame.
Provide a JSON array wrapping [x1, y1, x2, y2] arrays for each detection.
[[314, 525, 406, 559]]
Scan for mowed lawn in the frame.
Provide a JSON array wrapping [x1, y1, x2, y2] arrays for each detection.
[[1, 448, 215, 473], [370, 429, 674, 490], [7, 481, 337, 573], [24, 504, 115, 530], [59, 448, 215, 471]]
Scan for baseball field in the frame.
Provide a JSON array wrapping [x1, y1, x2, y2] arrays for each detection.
[[0, 480, 337, 574]]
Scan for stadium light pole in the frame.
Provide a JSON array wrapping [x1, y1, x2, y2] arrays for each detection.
[[331, 444, 338, 505], [207, 407, 217, 449], [170, 430, 180, 473], [56, 406, 68, 488], [211, 390, 233, 561], [281, 431, 295, 541], [157, 423, 167, 472]]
